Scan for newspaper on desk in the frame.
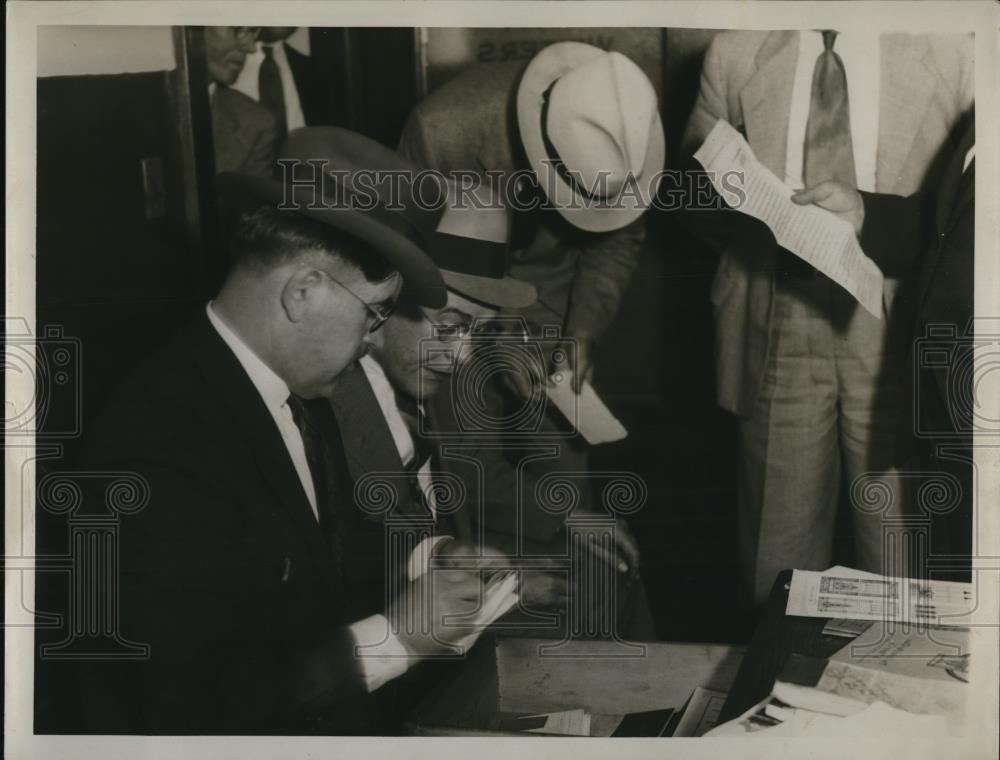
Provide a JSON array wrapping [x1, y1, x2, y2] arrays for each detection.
[[693, 119, 885, 318], [786, 567, 973, 625]]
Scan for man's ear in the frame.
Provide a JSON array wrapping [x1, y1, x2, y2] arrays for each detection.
[[280, 267, 324, 323]]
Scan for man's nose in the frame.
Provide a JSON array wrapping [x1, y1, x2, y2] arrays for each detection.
[[237, 35, 257, 54]]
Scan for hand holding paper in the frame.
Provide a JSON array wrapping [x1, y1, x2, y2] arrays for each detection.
[[694, 119, 884, 318]]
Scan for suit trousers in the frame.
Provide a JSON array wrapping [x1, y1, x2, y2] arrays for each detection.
[[738, 274, 907, 604]]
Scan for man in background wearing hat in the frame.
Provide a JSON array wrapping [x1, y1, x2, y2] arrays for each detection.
[[53, 130, 517, 735], [399, 45, 661, 396]]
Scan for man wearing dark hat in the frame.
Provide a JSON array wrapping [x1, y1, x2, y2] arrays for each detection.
[[56, 130, 515, 735]]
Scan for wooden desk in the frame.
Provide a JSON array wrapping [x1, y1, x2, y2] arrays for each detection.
[[408, 636, 745, 736], [718, 570, 849, 722]]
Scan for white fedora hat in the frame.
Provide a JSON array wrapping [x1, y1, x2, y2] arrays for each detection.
[[431, 179, 537, 309], [516, 42, 665, 233]]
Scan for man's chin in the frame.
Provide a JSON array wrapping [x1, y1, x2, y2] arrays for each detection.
[[415, 369, 446, 400]]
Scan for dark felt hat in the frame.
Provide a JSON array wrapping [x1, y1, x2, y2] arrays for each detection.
[[216, 128, 447, 308]]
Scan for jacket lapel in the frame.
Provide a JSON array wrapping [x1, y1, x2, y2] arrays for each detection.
[[740, 31, 799, 177], [876, 35, 937, 192], [211, 87, 250, 172], [327, 363, 415, 520], [936, 118, 976, 235], [187, 311, 335, 570]]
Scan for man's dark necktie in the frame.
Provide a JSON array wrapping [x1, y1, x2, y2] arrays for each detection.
[[396, 394, 436, 517], [287, 394, 341, 555], [804, 30, 857, 188], [259, 45, 288, 145]]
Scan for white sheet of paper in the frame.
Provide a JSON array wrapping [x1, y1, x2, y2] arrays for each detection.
[[524, 708, 592, 736], [694, 119, 885, 318], [786, 568, 974, 625], [545, 373, 627, 445]]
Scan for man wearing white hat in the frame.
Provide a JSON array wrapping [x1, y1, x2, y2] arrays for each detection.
[[399, 42, 664, 396]]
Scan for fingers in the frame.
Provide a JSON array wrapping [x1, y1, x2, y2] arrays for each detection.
[[791, 181, 838, 206], [435, 571, 484, 600], [584, 539, 630, 574], [613, 525, 642, 570]]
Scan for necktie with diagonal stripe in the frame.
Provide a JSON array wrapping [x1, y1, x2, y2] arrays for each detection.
[[804, 30, 857, 188]]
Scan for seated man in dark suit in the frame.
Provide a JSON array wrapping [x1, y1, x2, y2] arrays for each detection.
[[790, 115, 975, 577], [53, 130, 515, 735]]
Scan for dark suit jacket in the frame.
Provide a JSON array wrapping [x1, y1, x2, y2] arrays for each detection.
[[59, 312, 382, 734], [285, 37, 338, 127], [860, 117, 975, 446], [328, 363, 566, 547], [211, 85, 277, 177]]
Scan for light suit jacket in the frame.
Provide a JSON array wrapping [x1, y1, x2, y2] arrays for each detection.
[[211, 85, 277, 177], [681, 31, 973, 417]]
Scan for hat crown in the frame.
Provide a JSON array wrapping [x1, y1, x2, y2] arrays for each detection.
[[546, 51, 658, 196], [437, 180, 508, 244]]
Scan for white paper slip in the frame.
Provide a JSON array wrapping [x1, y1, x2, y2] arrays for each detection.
[[673, 687, 728, 737], [545, 373, 627, 445], [786, 568, 974, 625], [523, 709, 592, 736], [694, 119, 884, 318]]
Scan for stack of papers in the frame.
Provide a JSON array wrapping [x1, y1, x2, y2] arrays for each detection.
[[786, 566, 973, 625], [708, 565, 972, 737]]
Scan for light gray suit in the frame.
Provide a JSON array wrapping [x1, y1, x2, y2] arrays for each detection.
[[682, 31, 972, 602], [211, 85, 277, 178]]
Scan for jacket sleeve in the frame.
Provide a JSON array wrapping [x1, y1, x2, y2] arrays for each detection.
[[244, 106, 279, 178], [84, 440, 368, 733], [676, 36, 779, 256], [565, 218, 645, 341], [397, 104, 437, 169], [680, 35, 730, 158], [859, 191, 929, 277]]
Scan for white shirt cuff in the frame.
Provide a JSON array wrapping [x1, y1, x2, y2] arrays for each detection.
[[407, 535, 453, 581], [347, 614, 414, 693]]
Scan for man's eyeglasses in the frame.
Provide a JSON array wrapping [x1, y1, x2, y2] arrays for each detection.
[[232, 27, 262, 44], [319, 271, 396, 333]]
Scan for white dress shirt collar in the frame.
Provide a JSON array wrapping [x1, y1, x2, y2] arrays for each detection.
[[230, 40, 307, 132], [359, 355, 417, 467], [206, 302, 290, 412]]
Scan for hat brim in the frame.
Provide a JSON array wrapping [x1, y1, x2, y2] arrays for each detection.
[[442, 270, 538, 310], [516, 42, 666, 233], [216, 172, 447, 308]]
